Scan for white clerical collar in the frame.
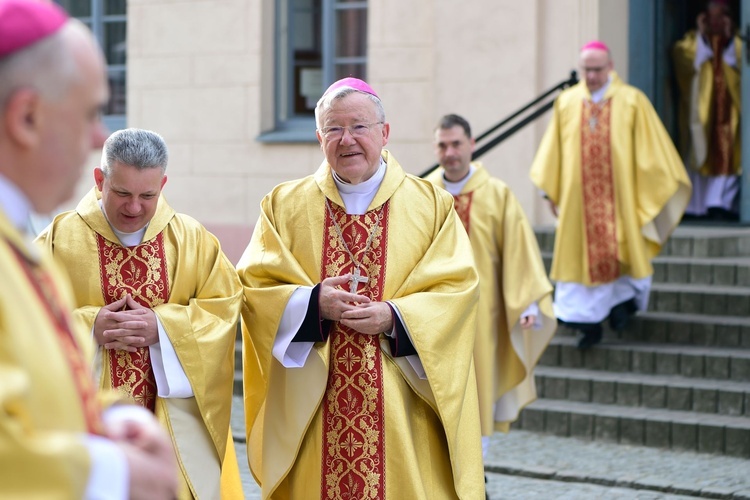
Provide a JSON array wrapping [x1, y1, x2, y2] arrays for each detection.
[[332, 157, 386, 215], [98, 200, 149, 247], [590, 75, 612, 104], [442, 164, 476, 196], [0, 172, 33, 232]]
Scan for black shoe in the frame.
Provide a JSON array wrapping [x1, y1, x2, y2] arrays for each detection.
[[707, 207, 740, 222], [573, 322, 603, 350], [608, 298, 637, 332], [681, 212, 701, 221], [576, 329, 602, 350], [559, 319, 603, 349]]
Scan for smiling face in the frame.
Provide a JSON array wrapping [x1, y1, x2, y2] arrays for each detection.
[[95, 161, 167, 233], [316, 92, 390, 185]]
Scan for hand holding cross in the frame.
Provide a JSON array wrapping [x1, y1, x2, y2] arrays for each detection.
[[349, 267, 369, 294]]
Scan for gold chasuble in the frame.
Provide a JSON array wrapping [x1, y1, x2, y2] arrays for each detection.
[[0, 209, 102, 497], [238, 150, 484, 499], [425, 163, 556, 435], [673, 31, 741, 176], [530, 73, 691, 286], [37, 189, 243, 500]]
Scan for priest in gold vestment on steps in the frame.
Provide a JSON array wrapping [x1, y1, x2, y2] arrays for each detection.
[[427, 114, 556, 461], [673, 0, 741, 220], [37, 128, 243, 499], [531, 41, 691, 350], [238, 78, 484, 499]]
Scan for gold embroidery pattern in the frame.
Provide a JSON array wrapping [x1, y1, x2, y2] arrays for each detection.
[[97, 233, 169, 412], [581, 99, 620, 283], [321, 202, 388, 500], [453, 192, 473, 235]]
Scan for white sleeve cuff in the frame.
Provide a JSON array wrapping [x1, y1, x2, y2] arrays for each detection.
[[272, 286, 315, 368], [149, 316, 193, 398], [83, 434, 128, 500], [387, 302, 426, 380], [520, 301, 543, 330], [723, 41, 737, 67]]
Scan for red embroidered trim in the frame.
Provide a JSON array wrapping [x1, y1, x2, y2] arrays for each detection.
[[9, 243, 103, 434], [321, 202, 388, 500], [453, 192, 473, 236], [97, 233, 169, 411], [709, 35, 734, 176], [580, 99, 620, 283]]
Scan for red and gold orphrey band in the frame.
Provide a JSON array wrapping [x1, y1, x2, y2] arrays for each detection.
[[97, 233, 169, 412], [580, 99, 620, 283], [453, 192, 473, 236], [710, 35, 733, 176], [9, 242, 103, 435], [321, 201, 389, 500]]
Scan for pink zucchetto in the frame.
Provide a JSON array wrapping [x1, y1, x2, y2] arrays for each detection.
[[0, 0, 68, 59], [322, 77, 379, 99], [580, 40, 610, 54]]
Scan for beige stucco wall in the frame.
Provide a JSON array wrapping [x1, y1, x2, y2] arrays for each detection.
[[63, 0, 629, 262]]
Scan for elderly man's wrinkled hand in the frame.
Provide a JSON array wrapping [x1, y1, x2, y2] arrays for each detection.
[[319, 275, 370, 321], [340, 302, 393, 335]]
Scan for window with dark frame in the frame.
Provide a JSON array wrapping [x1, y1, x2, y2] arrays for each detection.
[[57, 0, 126, 130], [270, 0, 367, 139]]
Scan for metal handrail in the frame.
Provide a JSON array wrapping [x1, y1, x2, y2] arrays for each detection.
[[419, 70, 578, 178]]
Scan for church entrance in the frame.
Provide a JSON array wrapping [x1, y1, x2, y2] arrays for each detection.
[[628, 0, 747, 223]]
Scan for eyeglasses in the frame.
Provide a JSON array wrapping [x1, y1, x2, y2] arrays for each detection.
[[319, 122, 384, 140]]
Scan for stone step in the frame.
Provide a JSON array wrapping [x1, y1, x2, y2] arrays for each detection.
[[535, 226, 750, 258], [534, 366, 750, 416], [540, 336, 750, 382], [625, 311, 750, 348], [652, 255, 750, 287], [513, 398, 750, 457], [234, 370, 242, 396], [541, 253, 750, 287], [648, 282, 750, 316]]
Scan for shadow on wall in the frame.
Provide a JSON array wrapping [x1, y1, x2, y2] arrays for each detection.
[[205, 224, 254, 266]]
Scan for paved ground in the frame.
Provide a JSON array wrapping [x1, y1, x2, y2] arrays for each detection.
[[231, 396, 750, 499]]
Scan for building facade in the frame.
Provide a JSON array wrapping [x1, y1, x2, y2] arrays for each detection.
[[61, 0, 742, 262]]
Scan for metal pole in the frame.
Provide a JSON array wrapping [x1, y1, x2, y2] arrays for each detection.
[[419, 71, 578, 178]]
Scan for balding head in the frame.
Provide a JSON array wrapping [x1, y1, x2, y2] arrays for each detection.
[[0, 14, 108, 213], [579, 44, 613, 93]]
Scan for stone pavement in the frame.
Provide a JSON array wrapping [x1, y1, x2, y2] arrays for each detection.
[[231, 396, 750, 499]]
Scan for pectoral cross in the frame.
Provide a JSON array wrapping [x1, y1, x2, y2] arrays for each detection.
[[349, 267, 369, 294]]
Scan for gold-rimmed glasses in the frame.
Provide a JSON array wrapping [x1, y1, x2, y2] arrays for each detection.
[[318, 122, 384, 140]]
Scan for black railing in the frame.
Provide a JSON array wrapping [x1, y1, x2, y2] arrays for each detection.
[[419, 70, 579, 178]]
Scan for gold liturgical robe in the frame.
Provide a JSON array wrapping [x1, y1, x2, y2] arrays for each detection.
[[426, 163, 556, 435], [238, 150, 484, 499], [530, 73, 691, 286], [37, 189, 243, 499], [673, 31, 741, 176], [0, 208, 101, 498]]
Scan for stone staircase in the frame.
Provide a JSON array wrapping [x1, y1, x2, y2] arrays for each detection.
[[231, 226, 750, 457], [515, 225, 750, 458]]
